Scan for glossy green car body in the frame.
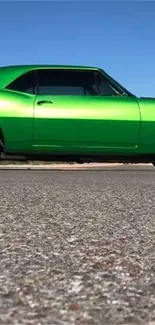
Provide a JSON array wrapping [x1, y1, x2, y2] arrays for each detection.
[[0, 64, 155, 163]]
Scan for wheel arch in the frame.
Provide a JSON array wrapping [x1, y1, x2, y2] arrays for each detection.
[[0, 128, 4, 151]]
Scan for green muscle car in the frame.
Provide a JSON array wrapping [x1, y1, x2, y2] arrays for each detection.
[[0, 64, 155, 164]]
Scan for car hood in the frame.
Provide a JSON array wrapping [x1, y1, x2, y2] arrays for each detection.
[[140, 97, 155, 100]]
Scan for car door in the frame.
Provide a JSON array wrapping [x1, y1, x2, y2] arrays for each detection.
[[2, 71, 36, 153], [33, 68, 140, 154]]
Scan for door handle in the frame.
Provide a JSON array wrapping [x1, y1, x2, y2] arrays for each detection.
[[37, 100, 53, 105]]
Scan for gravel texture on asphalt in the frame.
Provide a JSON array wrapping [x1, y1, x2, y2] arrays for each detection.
[[1, 167, 155, 325]]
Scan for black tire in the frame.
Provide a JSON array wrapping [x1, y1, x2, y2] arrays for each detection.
[[0, 139, 4, 157]]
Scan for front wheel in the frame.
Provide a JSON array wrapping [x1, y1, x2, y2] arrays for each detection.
[[0, 139, 4, 156]]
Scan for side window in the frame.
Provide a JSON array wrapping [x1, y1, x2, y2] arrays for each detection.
[[36, 69, 100, 96], [95, 73, 120, 96], [5, 71, 36, 94]]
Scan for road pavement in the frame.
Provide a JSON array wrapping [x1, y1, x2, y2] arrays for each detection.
[[1, 166, 155, 325]]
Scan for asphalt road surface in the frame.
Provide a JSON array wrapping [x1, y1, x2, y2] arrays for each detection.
[[1, 166, 155, 325]]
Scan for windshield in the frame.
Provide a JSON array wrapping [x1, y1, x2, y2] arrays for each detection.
[[99, 69, 135, 97]]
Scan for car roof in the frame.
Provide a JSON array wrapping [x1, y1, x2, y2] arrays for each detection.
[[0, 64, 99, 89]]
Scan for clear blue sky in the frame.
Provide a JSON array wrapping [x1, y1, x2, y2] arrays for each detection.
[[0, 1, 155, 97]]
